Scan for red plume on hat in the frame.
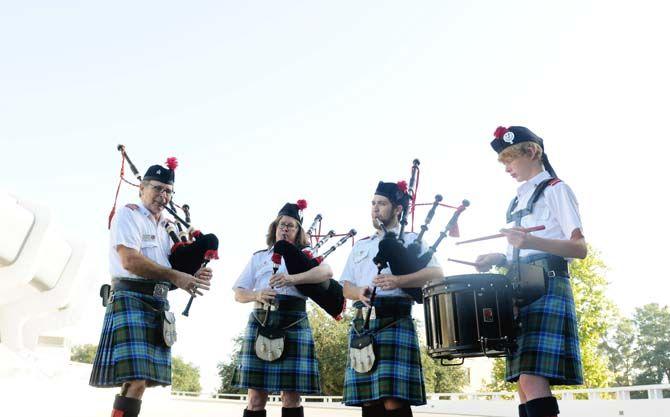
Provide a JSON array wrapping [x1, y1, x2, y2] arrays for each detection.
[[166, 157, 178, 170], [296, 199, 308, 210], [493, 126, 508, 139], [396, 180, 408, 193]]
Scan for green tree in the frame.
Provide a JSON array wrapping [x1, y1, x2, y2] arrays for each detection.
[[172, 356, 202, 393], [420, 347, 469, 393], [488, 247, 615, 389], [487, 358, 516, 392], [633, 303, 670, 384], [217, 334, 246, 394], [569, 247, 615, 387], [601, 316, 637, 386], [309, 307, 352, 395], [70, 344, 98, 364]]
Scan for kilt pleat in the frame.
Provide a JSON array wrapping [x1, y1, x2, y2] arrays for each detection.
[[506, 275, 583, 385], [232, 305, 321, 394], [343, 298, 426, 407], [89, 290, 172, 387]]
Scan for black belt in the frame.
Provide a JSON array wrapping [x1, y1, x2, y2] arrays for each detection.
[[112, 279, 171, 298], [355, 298, 413, 319], [520, 254, 569, 277], [255, 296, 306, 312]]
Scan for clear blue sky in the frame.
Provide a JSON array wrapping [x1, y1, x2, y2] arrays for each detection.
[[2, 0, 669, 390]]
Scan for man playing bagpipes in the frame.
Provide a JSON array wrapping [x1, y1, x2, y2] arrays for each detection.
[[89, 158, 213, 417], [231, 200, 334, 417], [474, 126, 587, 417], [339, 181, 444, 417]]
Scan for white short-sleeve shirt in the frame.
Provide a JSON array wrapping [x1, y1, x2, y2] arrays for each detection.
[[109, 203, 172, 279], [339, 226, 441, 299], [232, 248, 308, 299], [505, 170, 583, 260]]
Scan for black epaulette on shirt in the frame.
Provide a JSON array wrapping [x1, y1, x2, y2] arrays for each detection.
[[253, 248, 268, 255]]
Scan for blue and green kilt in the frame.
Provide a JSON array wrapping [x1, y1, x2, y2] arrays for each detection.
[[232, 300, 321, 394], [89, 290, 172, 387], [343, 297, 426, 407], [506, 275, 583, 385]]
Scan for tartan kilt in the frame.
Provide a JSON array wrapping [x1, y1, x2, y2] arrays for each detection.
[[232, 306, 321, 394], [343, 298, 426, 407], [89, 290, 172, 387], [506, 275, 583, 385]]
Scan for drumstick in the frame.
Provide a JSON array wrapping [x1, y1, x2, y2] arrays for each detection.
[[455, 225, 545, 245], [447, 258, 481, 267]]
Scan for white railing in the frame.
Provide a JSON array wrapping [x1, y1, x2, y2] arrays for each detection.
[[427, 384, 670, 401], [172, 384, 670, 403]]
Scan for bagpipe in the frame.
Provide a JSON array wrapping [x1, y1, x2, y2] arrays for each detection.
[[109, 145, 219, 316], [272, 216, 356, 320], [372, 159, 470, 303]]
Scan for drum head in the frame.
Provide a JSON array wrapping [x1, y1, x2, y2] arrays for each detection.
[[423, 273, 510, 297]]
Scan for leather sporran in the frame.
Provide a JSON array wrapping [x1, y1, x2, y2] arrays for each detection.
[[507, 263, 547, 306], [255, 326, 286, 362], [162, 311, 177, 347], [349, 333, 376, 373]]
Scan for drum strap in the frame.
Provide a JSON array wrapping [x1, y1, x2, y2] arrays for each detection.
[[506, 177, 556, 271], [506, 177, 556, 224]]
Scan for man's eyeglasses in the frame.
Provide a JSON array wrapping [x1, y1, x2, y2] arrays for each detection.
[[150, 184, 174, 196], [278, 223, 298, 231]]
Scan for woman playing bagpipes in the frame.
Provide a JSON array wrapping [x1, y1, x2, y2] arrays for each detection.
[[231, 200, 333, 417]]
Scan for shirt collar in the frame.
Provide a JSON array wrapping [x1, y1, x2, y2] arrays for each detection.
[[517, 170, 551, 196], [138, 201, 165, 223]]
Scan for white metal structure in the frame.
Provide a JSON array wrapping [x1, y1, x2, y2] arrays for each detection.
[[0, 190, 92, 357]]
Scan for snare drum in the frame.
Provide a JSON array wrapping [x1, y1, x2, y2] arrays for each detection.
[[423, 274, 516, 360]]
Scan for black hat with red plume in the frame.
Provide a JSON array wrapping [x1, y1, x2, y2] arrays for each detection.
[[278, 199, 308, 223], [375, 180, 409, 207], [143, 157, 178, 185], [491, 126, 557, 177]]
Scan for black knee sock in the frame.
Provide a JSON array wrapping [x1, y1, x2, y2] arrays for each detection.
[[111, 395, 142, 417], [519, 403, 528, 417], [385, 404, 413, 417], [525, 396, 559, 417], [243, 409, 267, 417], [281, 406, 304, 417], [362, 402, 386, 417]]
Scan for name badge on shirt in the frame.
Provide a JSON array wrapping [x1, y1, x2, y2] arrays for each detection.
[[354, 248, 368, 263], [142, 234, 156, 242]]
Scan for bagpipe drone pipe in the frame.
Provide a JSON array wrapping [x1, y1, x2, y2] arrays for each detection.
[[110, 145, 219, 316], [373, 159, 469, 303]]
